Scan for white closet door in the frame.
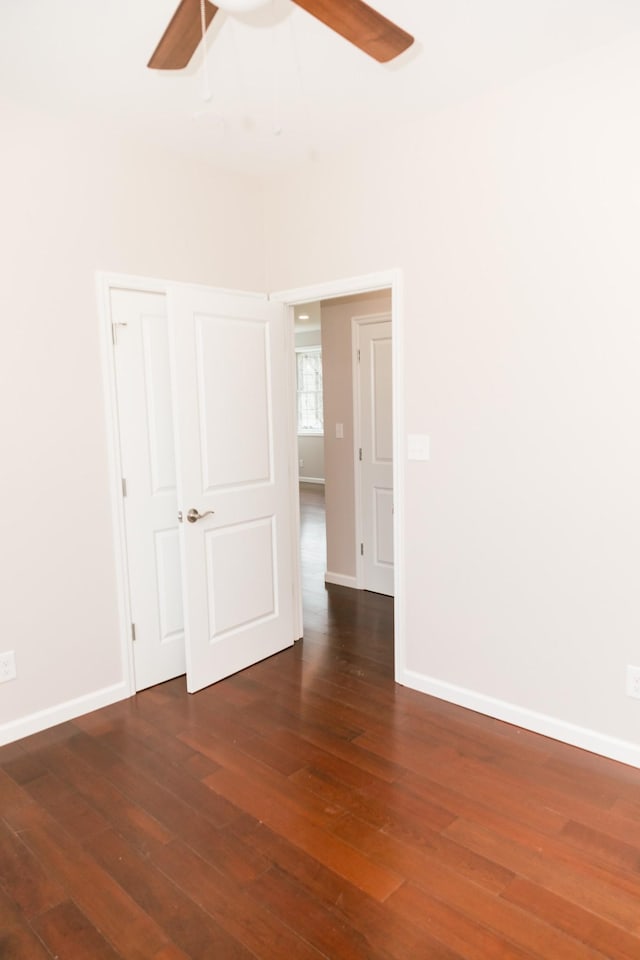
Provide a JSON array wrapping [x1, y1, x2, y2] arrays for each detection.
[[112, 289, 185, 690]]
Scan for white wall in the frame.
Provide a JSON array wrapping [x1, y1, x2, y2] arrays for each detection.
[[4, 29, 640, 767], [265, 34, 640, 765], [297, 437, 324, 482], [0, 98, 266, 740]]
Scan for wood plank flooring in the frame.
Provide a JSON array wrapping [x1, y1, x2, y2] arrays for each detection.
[[2, 482, 640, 958]]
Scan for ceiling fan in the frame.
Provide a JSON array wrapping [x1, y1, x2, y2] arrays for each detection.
[[148, 0, 414, 69]]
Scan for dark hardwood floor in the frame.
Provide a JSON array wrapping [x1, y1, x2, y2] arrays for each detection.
[[2, 482, 640, 958]]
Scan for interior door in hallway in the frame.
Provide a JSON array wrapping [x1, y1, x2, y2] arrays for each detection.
[[356, 317, 394, 596], [168, 285, 296, 693]]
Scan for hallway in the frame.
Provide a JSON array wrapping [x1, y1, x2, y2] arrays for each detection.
[[298, 481, 394, 676], [298, 481, 328, 601]]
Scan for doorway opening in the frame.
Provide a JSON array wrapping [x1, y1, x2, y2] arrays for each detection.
[[293, 302, 328, 606], [288, 286, 396, 667], [100, 269, 404, 698]]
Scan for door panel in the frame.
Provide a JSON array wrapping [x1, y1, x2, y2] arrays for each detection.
[[196, 315, 272, 489], [374, 487, 394, 567], [168, 286, 295, 693], [358, 318, 394, 596], [204, 518, 276, 636], [111, 289, 186, 690], [373, 337, 393, 462], [144, 314, 179, 492], [155, 528, 184, 642]]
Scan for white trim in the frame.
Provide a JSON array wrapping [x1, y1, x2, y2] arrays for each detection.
[[299, 476, 325, 485], [96, 271, 167, 295], [0, 682, 130, 748], [272, 269, 405, 686], [400, 669, 640, 770], [390, 275, 406, 682], [325, 571, 358, 589], [97, 270, 266, 301], [270, 272, 395, 305], [352, 317, 363, 589], [96, 272, 142, 699]]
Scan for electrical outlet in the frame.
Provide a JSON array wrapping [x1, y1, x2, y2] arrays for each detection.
[[0, 651, 16, 683], [626, 665, 640, 699]]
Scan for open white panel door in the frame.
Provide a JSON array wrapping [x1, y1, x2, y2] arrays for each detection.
[[168, 285, 296, 693]]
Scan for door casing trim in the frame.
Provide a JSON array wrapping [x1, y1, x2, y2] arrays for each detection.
[[97, 272, 169, 697], [271, 269, 406, 683], [98, 268, 405, 692], [98, 272, 276, 696]]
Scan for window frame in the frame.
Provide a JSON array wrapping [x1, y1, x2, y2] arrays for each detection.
[[295, 344, 324, 437]]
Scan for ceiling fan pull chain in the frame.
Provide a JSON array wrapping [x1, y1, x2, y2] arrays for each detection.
[[200, 0, 212, 102]]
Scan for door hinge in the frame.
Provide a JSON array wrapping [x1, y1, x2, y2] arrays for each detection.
[[359, 447, 363, 461], [131, 623, 136, 643], [111, 321, 127, 345], [121, 477, 127, 498], [360, 543, 364, 556], [357, 348, 361, 362]]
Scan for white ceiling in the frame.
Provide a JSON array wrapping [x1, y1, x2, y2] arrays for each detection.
[[2, 0, 639, 178]]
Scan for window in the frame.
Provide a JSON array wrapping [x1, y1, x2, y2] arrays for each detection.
[[296, 346, 323, 435]]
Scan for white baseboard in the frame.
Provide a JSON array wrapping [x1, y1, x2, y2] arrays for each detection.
[[0, 681, 131, 747], [325, 571, 358, 589], [400, 668, 640, 770], [299, 477, 325, 485]]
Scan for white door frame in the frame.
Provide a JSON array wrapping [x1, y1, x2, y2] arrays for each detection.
[[98, 271, 169, 698], [270, 269, 406, 682], [99, 268, 405, 692], [98, 271, 292, 696], [352, 312, 394, 593]]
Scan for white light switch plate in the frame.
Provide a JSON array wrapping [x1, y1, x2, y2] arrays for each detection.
[[407, 434, 430, 461], [335, 423, 344, 439]]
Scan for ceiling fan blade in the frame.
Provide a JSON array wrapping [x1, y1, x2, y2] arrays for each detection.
[[148, 0, 219, 70], [291, 0, 413, 63]]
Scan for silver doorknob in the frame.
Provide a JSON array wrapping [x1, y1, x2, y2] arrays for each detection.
[[186, 507, 215, 524]]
